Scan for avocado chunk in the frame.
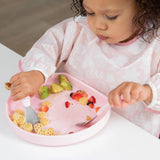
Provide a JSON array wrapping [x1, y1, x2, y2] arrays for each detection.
[[59, 75, 72, 90], [39, 86, 49, 95], [41, 91, 50, 99], [38, 86, 50, 99], [60, 81, 72, 90], [59, 75, 68, 83], [50, 82, 64, 93]]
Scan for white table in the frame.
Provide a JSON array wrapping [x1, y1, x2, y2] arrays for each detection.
[[0, 43, 160, 160]]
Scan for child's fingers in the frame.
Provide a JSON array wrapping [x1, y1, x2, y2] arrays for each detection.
[[108, 95, 114, 107], [11, 85, 22, 97], [109, 91, 122, 108], [121, 100, 129, 108], [10, 73, 21, 83], [11, 79, 21, 89], [11, 83, 30, 100], [138, 90, 147, 101], [11, 91, 26, 101], [121, 86, 131, 103], [130, 85, 142, 99]]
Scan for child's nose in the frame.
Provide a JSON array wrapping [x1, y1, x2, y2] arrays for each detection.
[[94, 16, 108, 30]]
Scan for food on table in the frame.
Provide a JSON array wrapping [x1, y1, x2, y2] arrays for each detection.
[[87, 102, 94, 108], [11, 110, 33, 132], [59, 75, 72, 90], [14, 109, 24, 115], [88, 96, 96, 103], [37, 74, 72, 99], [86, 115, 92, 121], [70, 92, 84, 101], [38, 86, 50, 99], [9, 74, 102, 136], [70, 90, 89, 101], [5, 82, 11, 90], [76, 90, 88, 97], [95, 107, 101, 112], [39, 101, 51, 112], [37, 129, 46, 135], [60, 81, 72, 90], [59, 75, 68, 82], [39, 118, 49, 126], [39, 105, 49, 112], [70, 90, 97, 108], [79, 97, 88, 105], [40, 92, 50, 100], [46, 128, 55, 136], [10, 110, 55, 135], [34, 123, 44, 133], [68, 132, 74, 134], [42, 101, 51, 108], [21, 123, 33, 132], [38, 111, 47, 119], [16, 115, 26, 125], [65, 101, 70, 108], [50, 82, 64, 93]]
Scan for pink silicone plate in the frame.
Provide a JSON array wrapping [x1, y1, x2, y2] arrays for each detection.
[[6, 73, 110, 146]]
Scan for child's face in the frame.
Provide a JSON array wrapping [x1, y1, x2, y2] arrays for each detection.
[[83, 0, 139, 44]]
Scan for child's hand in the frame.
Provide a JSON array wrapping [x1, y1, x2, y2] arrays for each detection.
[[108, 82, 153, 108], [10, 70, 45, 101]]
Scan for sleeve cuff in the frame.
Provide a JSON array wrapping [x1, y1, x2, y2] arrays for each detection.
[[144, 81, 160, 111], [19, 59, 56, 83]]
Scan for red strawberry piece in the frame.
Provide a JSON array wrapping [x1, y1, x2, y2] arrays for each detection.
[[95, 107, 101, 112], [65, 101, 70, 108], [88, 96, 96, 103], [71, 92, 84, 101], [76, 90, 88, 97], [68, 131, 74, 134], [39, 105, 49, 112], [87, 102, 94, 108]]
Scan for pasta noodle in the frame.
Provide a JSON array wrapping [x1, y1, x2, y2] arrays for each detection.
[[42, 101, 51, 108], [46, 128, 55, 136], [40, 118, 49, 126], [37, 128, 46, 135], [23, 123, 33, 132], [34, 123, 44, 133], [16, 115, 26, 125], [10, 107, 57, 136], [38, 111, 47, 119]]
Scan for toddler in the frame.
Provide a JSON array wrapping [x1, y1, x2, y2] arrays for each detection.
[[10, 0, 160, 137]]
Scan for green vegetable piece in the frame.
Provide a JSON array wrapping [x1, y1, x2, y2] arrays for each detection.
[[60, 81, 72, 90], [39, 86, 49, 95], [41, 91, 50, 99], [50, 82, 64, 93], [58, 75, 72, 90], [59, 75, 68, 83]]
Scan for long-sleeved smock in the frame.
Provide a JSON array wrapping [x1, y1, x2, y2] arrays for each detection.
[[21, 16, 160, 137]]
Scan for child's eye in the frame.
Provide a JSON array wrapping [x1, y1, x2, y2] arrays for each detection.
[[86, 11, 95, 16], [106, 15, 118, 20]]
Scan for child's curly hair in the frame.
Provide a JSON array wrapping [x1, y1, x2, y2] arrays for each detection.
[[71, 0, 160, 42]]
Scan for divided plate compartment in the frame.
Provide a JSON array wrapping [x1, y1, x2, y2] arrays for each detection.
[[6, 73, 111, 146]]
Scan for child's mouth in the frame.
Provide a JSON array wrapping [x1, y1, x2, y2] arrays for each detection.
[[97, 35, 109, 40]]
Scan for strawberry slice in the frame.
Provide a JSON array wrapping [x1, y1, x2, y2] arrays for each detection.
[[88, 96, 96, 103], [68, 131, 74, 134], [65, 101, 70, 108], [95, 107, 100, 112], [39, 105, 49, 112], [87, 102, 94, 108], [70, 92, 84, 101], [76, 90, 88, 97]]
